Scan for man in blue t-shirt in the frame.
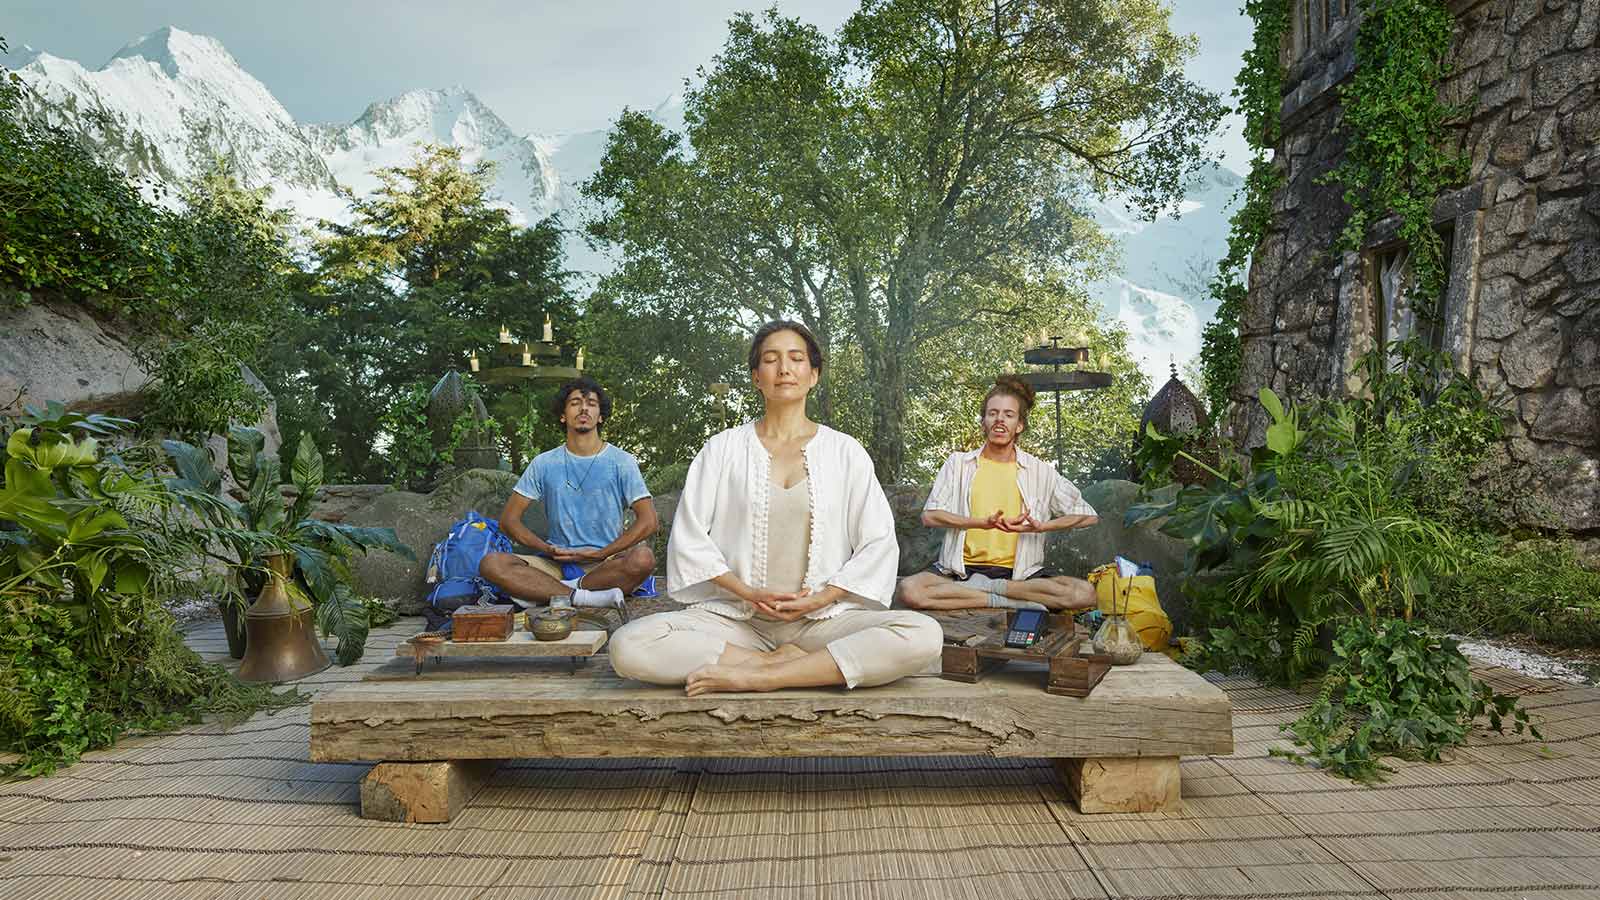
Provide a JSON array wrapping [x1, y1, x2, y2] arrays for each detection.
[[480, 376, 658, 610]]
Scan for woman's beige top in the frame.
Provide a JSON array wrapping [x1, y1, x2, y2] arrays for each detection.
[[763, 476, 811, 594]]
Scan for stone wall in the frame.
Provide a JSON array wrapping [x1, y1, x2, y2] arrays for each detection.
[[1233, 0, 1600, 532]]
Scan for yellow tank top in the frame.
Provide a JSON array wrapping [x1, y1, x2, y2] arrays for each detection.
[[963, 456, 1021, 568]]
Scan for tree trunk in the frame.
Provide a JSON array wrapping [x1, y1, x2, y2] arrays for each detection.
[[867, 346, 907, 483]]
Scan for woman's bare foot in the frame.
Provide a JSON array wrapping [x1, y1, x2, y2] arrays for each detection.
[[685, 664, 775, 696], [758, 644, 808, 666]]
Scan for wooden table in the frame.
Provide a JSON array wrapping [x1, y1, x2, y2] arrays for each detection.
[[311, 652, 1233, 822]]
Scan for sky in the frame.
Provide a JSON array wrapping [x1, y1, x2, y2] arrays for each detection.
[[0, 0, 1252, 170]]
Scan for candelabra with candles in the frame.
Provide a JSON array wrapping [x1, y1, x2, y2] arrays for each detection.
[[462, 315, 587, 470], [469, 315, 583, 384], [1007, 327, 1114, 474]]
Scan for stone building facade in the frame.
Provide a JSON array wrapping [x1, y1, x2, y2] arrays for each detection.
[[1234, 0, 1600, 532]]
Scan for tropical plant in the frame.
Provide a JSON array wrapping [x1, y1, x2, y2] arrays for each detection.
[[164, 427, 413, 664], [0, 402, 298, 774], [1128, 349, 1540, 780]]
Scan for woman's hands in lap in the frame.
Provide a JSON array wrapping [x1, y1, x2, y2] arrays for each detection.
[[749, 588, 833, 622]]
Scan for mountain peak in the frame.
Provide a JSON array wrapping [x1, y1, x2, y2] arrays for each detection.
[[2, 41, 43, 69], [107, 26, 236, 78]]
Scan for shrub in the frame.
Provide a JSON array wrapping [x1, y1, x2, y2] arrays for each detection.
[[1427, 535, 1600, 645], [1273, 618, 1538, 782], [1131, 341, 1542, 780]]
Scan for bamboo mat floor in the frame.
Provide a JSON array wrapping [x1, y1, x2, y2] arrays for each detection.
[[1, 616, 1596, 900]]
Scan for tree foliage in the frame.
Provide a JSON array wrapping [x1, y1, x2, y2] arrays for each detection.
[[584, 1, 1222, 480], [262, 145, 576, 480]]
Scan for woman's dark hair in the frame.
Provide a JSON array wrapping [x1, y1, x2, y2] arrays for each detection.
[[747, 320, 824, 373], [550, 375, 613, 431], [981, 375, 1036, 429]]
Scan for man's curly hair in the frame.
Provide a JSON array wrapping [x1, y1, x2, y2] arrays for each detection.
[[550, 375, 612, 432], [981, 375, 1036, 429]]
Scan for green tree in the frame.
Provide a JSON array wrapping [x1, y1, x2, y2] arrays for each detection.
[[583, 1, 1222, 480], [264, 144, 574, 480]]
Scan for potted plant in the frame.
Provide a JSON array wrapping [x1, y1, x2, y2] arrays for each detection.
[[164, 426, 412, 664]]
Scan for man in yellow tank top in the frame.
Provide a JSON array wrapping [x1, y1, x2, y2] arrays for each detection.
[[897, 376, 1099, 612]]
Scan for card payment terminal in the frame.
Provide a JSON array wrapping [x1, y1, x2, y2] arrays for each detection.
[[1003, 608, 1048, 649]]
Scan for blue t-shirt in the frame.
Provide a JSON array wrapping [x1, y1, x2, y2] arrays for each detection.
[[512, 444, 651, 551]]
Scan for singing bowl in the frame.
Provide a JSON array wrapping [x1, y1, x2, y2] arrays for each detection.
[[531, 608, 576, 641]]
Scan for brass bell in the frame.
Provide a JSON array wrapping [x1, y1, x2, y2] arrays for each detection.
[[237, 553, 331, 683]]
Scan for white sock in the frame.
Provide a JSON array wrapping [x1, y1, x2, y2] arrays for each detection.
[[560, 577, 581, 590], [571, 587, 624, 609]]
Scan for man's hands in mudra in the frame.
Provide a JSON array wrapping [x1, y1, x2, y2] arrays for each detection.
[[978, 508, 1042, 533], [549, 546, 608, 563]]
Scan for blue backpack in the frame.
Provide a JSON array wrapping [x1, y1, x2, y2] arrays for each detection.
[[424, 511, 514, 629]]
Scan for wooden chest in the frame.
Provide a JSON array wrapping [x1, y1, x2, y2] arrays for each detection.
[[450, 604, 514, 642]]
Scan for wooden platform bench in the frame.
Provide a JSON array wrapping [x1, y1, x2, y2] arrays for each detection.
[[310, 649, 1232, 822]]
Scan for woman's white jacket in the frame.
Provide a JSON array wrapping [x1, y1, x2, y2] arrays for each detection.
[[665, 422, 900, 620]]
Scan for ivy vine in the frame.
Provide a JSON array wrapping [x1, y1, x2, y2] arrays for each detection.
[[1325, 0, 1467, 301], [1199, 0, 1289, 417]]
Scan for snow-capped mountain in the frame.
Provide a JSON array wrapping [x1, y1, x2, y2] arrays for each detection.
[[11, 27, 338, 213], [5, 27, 1235, 393], [5, 27, 558, 228], [1088, 164, 1241, 387], [305, 87, 558, 224]]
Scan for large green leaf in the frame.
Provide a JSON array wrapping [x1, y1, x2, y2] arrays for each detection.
[[161, 439, 222, 495], [65, 507, 127, 543], [226, 426, 266, 486], [293, 544, 339, 604], [1258, 387, 1285, 423], [289, 435, 324, 524], [78, 550, 110, 596], [296, 520, 415, 560], [247, 453, 285, 535], [315, 581, 370, 666]]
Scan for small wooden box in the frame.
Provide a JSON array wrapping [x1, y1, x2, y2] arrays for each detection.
[[450, 604, 514, 642]]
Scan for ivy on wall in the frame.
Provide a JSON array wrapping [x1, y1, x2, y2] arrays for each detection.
[[1202, 0, 1465, 419], [1325, 0, 1467, 301], [1199, 0, 1289, 417]]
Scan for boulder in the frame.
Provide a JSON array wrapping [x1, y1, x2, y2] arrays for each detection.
[[886, 484, 940, 575], [1044, 480, 1195, 633], [0, 297, 151, 414]]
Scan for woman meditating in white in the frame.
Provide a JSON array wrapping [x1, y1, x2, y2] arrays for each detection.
[[608, 321, 943, 696]]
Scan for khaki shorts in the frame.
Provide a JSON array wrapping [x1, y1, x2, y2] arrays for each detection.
[[514, 554, 599, 581]]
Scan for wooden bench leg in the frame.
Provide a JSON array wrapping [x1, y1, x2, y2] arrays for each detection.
[[359, 759, 502, 823], [1053, 757, 1181, 814]]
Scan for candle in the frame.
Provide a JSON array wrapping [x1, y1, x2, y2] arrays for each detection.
[[521, 343, 532, 366], [575, 347, 585, 370], [468, 351, 479, 373], [543, 314, 553, 343], [498, 324, 511, 344]]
